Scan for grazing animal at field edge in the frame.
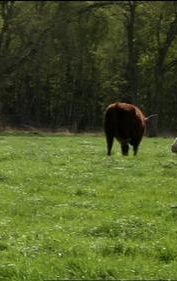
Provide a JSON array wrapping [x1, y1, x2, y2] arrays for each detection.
[[104, 102, 148, 156], [171, 138, 177, 153]]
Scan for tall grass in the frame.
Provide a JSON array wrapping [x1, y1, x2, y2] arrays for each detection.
[[0, 133, 177, 280]]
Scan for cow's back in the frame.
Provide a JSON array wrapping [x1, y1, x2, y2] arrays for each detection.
[[104, 102, 146, 156], [105, 103, 145, 138]]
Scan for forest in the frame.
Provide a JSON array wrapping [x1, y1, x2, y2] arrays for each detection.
[[0, 1, 177, 133]]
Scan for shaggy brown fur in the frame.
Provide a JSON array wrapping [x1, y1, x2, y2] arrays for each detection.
[[104, 102, 146, 156]]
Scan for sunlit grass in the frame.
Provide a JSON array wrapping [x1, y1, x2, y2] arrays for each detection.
[[0, 133, 177, 280]]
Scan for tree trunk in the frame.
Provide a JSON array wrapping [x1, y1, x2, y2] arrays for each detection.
[[146, 115, 158, 137], [123, 1, 138, 104], [153, 7, 177, 129]]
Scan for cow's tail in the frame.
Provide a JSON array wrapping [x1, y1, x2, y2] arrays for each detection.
[[145, 114, 158, 122]]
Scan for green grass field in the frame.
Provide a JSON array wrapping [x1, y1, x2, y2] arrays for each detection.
[[0, 132, 177, 280]]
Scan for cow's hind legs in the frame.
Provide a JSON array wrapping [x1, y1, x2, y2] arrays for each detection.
[[132, 140, 141, 156], [121, 142, 129, 156], [133, 144, 139, 156], [106, 134, 114, 156]]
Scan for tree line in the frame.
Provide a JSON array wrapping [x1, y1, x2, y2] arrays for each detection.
[[0, 1, 177, 133]]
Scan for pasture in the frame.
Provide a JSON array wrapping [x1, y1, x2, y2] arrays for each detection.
[[0, 133, 177, 280]]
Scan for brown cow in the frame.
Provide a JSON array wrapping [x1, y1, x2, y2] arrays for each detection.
[[104, 102, 147, 156]]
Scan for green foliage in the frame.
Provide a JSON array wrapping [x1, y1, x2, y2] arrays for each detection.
[[0, 1, 177, 130], [0, 134, 177, 279]]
